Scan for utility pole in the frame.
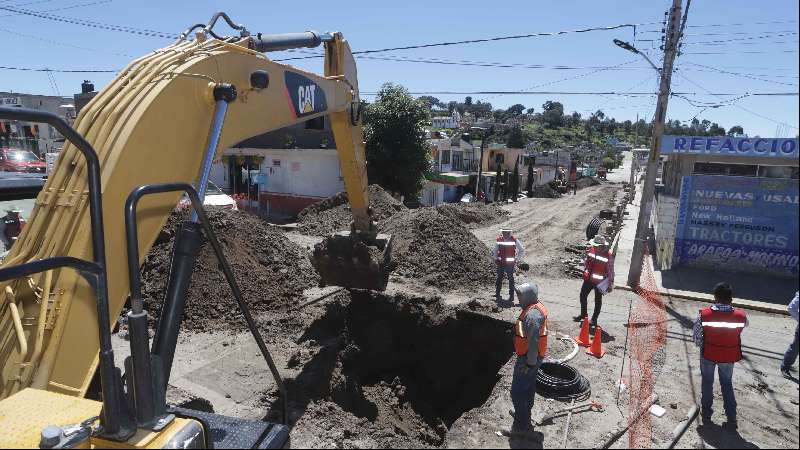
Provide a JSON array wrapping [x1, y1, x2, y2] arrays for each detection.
[[630, 114, 639, 187], [627, 0, 684, 288]]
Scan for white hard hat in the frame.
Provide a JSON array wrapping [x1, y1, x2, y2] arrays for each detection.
[[591, 235, 609, 247]]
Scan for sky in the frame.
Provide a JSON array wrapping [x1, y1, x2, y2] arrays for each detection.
[[1, 0, 798, 138]]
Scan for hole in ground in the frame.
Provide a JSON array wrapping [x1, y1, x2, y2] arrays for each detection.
[[344, 291, 513, 429], [278, 291, 514, 446]]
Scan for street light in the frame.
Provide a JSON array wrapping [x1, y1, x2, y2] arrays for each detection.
[[613, 39, 661, 74]]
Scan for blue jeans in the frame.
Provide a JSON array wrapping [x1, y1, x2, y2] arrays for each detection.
[[782, 323, 799, 370], [700, 357, 737, 421], [511, 357, 539, 431], [496, 265, 515, 300]]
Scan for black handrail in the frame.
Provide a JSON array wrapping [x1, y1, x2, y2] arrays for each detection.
[[124, 182, 289, 425], [0, 107, 134, 441]]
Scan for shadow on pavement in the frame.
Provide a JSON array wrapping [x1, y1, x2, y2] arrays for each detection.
[[697, 423, 760, 449], [660, 266, 798, 306]]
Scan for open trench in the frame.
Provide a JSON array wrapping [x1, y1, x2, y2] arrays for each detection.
[[272, 291, 514, 447]]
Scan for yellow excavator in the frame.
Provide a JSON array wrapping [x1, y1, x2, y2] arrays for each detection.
[[0, 12, 391, 448]]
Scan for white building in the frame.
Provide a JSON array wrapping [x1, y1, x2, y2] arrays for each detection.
[[0, 92, 74, 155], [431, 110, 461, 129]]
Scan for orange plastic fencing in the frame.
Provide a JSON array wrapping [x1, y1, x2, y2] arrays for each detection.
[[628, 245, 667, 448]]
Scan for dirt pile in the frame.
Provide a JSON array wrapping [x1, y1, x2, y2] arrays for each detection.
[[141, 209, 318, 330], [380, 208, 497, 290], [528, 182, 561, 198], [297, 185, 406, 236], [271, 292, 512, 448], [434, 202, 509, 229], [577, 176, 601, 189]]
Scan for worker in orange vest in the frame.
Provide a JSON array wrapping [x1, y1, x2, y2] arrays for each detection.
[[573, 235, 614, 327], [493, 229, 525, 303], [508, 282, 548, 439], [693, 282, 748, 429]]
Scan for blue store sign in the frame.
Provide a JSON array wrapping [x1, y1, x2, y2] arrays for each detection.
[[662, 135, 799, 158], [675, 175, 799, 275]]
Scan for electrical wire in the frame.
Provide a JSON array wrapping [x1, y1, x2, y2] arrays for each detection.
[[276, 22, 650, 61], [0, 26, 136, 57], [683, 31, 798, 45], [0, 4, 178, 39], [0, 65, 117, 73], [681, 63, 799, 87], [0, 0, 112, 18], [676, 72, 799, 130], [536, 362, 591, 402]]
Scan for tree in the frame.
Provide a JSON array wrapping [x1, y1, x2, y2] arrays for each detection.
[[494, 165, 502, 202], [506, 124, 526, 148], [526, 162, 534, 197], [363, 83, 430, 200], [511, 156, 520, 202], [507, 104, 526, 117], [526, 107, 536, 116], [417, 95, 441, 109], [503, 169, 510, 202], [727, 125, 745, 136], [602, 157, 616, 170], [541, 100, 565, 128]]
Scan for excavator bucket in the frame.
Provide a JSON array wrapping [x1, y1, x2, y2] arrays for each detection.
[[312, 232, 393, 291]]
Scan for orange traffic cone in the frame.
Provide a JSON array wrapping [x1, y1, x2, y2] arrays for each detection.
[[586, 326, 606, 358], [574, 317, 592, 347]]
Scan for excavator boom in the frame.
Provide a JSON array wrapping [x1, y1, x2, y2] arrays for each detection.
[[0, 17, 390, 448]]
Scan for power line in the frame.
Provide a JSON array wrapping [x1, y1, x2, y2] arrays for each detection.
[[636, 18, 798, 33], [679, 63, 798, 87], [0, 65, 118, 73], [0, 26, 136, 57], [276, 22, 650, 61], [682, 67, 799, 79], [682, 49, 798, 55], [0, 4, 178, 39], [676, 72, 799, 130], [683, 31, 798, 45], [0, 0, 111, 18], [360, 90, 798, 96]]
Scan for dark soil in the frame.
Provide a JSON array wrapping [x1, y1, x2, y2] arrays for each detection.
[[380, 208, 497, 290], [267, 292, 513, 448], [141, 209, 319, 331], [532, 183, 563, 198], [434, 202, 509, 229], [297, 185, 407, 236]]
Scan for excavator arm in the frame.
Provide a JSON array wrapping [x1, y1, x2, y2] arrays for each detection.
[[0, 17, 389, 447]]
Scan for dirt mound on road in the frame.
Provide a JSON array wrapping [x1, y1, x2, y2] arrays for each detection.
[[380, 208, 496, 290], [530, 183, 562, 198], [297, 185, 406, 236], [142, 209, 318, 331], [435, 202, 509, 229], [577, 176, 601, 189]]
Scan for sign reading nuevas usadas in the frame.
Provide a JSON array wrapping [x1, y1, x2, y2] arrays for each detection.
[[662, 135, 799, 158]]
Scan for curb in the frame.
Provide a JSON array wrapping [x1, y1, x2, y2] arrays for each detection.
[[616, 284, 789, 316]]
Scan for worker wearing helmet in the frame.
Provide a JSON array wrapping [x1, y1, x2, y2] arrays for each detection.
[[573, 235, 614, 327], [493, 229, 525, 303], [509, 282, 547, 439]]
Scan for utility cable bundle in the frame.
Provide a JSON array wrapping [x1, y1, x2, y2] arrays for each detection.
[[536, 362, 591, 402]]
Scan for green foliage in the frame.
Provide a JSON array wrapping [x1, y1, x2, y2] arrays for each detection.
[[727, 125, 745, 136], [511, 157, 520, 201], [506, 124, 526, 148], [363, 83, 431, 200], [602, 157, 616, 170]]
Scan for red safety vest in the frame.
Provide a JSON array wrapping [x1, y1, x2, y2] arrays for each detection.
[[583, 247, 611, 284], [496, 235, 517, 267], [514, 302, 549, 358], [701, 307, 746, 363]]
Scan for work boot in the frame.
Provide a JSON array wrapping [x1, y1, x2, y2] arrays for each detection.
[[780, 366, 793, 379], [590, 316, 599, 328], [723, 419, 738, 431], [700, 414, 713, 427], [572, 315, 585, 323]]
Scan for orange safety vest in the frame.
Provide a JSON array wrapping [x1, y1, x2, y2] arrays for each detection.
[[496, 235, 517, 267], [514, 302, 549, 358], [583, 247, 611, 284]]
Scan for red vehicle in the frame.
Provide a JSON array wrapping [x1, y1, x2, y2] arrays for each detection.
[[0, 148, 47, 173]]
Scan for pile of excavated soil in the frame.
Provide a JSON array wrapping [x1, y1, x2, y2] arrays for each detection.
[[531, 183, 562, 198], [434, 202, 509, 229], [141, 209, 318, 330], [380, 208, 496, 290], [266, 292, 512, 448], [577, 176, 601, 189], [297, 185, 406, 236]]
